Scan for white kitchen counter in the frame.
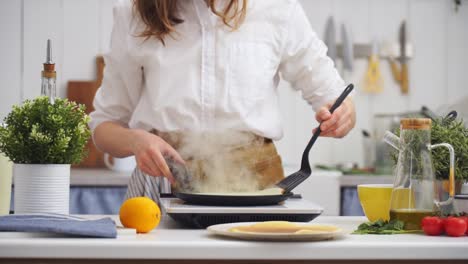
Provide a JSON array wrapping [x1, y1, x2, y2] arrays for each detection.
[[0, 216, 467, 263]]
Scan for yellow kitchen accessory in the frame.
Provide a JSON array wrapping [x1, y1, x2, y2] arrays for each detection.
[[399, 22, 409, 94], [363, 41, 383, 93], [389, 21, 409, 94], [384, 118, 455, 230], [357, 184, 393, 221]]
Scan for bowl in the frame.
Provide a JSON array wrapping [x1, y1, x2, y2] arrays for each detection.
[[454, 195, 468, 215], [357, 184, 393, 222]]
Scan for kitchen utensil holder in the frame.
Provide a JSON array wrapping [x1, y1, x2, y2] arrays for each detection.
[[335, 42, 413, 60]]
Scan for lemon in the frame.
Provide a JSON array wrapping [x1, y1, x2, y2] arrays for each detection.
[[119, 197, 161, 233]]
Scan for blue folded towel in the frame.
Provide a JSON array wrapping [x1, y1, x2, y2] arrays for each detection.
[[0, 214, 117, 238]]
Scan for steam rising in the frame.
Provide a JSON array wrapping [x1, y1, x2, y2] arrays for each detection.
[[168, 131, 265, 193]]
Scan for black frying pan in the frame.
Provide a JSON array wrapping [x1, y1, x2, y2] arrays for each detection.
[[173, 192, 293, 206], [166, 158, 293, 206]]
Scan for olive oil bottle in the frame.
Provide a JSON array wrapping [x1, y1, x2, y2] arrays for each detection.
[[384, 119, 456, 232], [41, 39, 56, 104], [390, 209, 433, 230]]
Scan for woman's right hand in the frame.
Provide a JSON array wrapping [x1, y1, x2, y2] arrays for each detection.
[[129, 129, 185, 184]]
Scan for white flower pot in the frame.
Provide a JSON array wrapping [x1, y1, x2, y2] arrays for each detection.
[[13, 164, 70, 214]]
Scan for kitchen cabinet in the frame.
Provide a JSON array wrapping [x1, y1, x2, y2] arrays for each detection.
[[0, 216, 467, 263]]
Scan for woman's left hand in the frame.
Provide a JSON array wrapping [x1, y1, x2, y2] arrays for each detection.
[[314, 97, 356, 138]]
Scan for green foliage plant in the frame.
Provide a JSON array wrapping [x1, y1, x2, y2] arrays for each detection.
[[391, 116, 468, 182], [0, 96, 91, 164], [431, 118, 468, 181]]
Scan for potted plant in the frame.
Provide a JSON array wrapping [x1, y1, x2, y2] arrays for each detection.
[[0, 96, 90, 214], [391, 116, 468, 192], [431, 118, 468, 187]]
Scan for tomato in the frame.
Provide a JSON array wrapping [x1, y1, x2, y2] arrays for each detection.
[[421, 216, 444, 236], [458, 216, 468, 235], [444, 217, 467, 237], [441, 217, 448, 226]]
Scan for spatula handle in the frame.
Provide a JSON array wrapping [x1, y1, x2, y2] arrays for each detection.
[[300, 84, 354, 172], [329, 84, 354, 113]]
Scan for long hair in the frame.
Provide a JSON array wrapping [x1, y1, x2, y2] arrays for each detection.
[[134, 0, 247, 44]]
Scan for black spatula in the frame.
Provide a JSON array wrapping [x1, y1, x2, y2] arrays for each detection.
[[275, 84, 354, 194]]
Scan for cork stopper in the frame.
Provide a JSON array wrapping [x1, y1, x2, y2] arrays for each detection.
[[42, 39, 56, 79], [400, 118, 432, 130], [42, 68, 56, 78]]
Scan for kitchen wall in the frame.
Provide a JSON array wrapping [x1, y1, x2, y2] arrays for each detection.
[[1, 0, 467, 167]]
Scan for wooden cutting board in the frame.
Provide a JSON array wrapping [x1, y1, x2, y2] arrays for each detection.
[[67, 56, 106, 168]]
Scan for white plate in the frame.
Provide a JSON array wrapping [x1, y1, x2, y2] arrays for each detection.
[[207, 222, 344, 241]]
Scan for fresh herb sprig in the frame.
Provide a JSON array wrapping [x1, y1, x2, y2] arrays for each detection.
[[390, 116, 468, 182], [352, 219, 417, 235], [431, 118, 468, 181]]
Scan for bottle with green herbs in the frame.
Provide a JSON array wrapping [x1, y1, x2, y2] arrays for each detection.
[[384, 118, 455, 230]]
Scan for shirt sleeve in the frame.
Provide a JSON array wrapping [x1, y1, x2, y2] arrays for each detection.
[[88, 2, 143, 133], [278, 1, 346, 111]]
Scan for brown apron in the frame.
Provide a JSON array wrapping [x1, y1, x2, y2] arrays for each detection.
[[155, 131, 285, 190], [125, 131, 285, 203]]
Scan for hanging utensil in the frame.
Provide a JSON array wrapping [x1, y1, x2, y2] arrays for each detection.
[[324, 16, 337, 64], [341, 24, 354, 73], [399, 21, 409, 94], [363, 41, 383, 93], [389, 21, 409, 94]]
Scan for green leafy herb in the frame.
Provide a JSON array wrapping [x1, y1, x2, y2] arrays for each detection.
[[0, 96, 91, 164], [390, 116, 468, 182], [352, 219, 416, 235]]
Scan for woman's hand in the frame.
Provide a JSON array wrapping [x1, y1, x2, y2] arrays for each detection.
[[314, 97, 356, 138], [130, 129, 185, 183]]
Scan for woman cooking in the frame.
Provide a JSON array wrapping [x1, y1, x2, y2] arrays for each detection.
[[89, 0, 356, 203]]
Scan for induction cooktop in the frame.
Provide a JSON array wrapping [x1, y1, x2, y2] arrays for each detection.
[[161, 196, 323, 229]]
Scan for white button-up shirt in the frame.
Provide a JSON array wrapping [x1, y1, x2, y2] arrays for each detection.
[[89, 0, 345, 140]]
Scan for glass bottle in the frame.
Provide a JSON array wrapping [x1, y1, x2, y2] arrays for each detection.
[[384, 118, 455, 230], [41, 39, 56, 104]]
